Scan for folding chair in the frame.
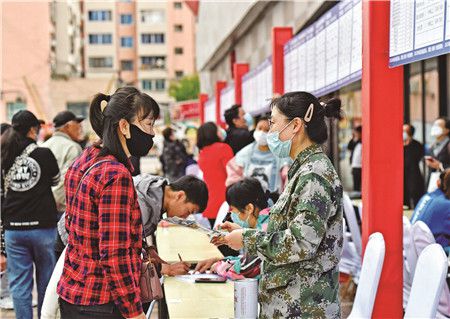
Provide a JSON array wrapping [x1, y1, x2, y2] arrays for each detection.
[[348, 232, 385, 319], [404, 244, 448, 318]]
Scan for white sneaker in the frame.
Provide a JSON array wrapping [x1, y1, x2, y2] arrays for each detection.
[[0, 296, 13, 310], [32, 299, 37, 307]]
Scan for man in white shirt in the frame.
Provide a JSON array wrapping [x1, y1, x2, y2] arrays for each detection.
[[42, 111, 84, 213]]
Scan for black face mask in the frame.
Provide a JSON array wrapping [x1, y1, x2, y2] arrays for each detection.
[[126, 124, 154, 157]]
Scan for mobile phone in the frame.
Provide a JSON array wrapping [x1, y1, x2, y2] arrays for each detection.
[[194, 277, 227, 283]]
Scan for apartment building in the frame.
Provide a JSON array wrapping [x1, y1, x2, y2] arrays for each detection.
[[83, 1, 196, 105]]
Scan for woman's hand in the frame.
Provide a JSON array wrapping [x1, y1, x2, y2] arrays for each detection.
[[212, 230, 244, 250], [217, 221, 242, 232], [161, 262, 190, 276], [425, 156, 442, 170], [195, 257, 221, 273]]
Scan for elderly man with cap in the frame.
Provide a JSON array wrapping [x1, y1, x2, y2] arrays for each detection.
[[42, 111, 84, 216]]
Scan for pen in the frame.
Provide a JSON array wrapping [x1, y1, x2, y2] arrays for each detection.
[[178, 253, 183, 262]]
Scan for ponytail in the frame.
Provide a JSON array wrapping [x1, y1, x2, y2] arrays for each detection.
[[89, 93, 110, 139], [322, 98, 342, 120]]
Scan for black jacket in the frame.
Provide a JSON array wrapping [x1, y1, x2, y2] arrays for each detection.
[[432, 138, 450, 170], [225, 127, 254, 155], [1, 139, 60, 230]]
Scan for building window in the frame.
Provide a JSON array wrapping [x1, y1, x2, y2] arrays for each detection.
[[88, 34, 112, 44], [174, 2, 182, 9], [142, 79, 165, 91], [120, 14, 133, 24], [141, 33, 165, 44], [88, 10, 112, 21], [174, 24, 183, 32], [7, 102, 26, 121], [89, 57, 113, 68], [175, 71, 184, 79], [141, 10, 165, 24], [121, 37, 133, 48], [142, 80, 152, 91], [121, 60, 134, 71], [155, 79, 165, 90], [140, 56, 166, 69], [174, 47, 183, 55]]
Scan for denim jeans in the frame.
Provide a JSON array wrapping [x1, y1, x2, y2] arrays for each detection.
[[5, 228, 56, 319]]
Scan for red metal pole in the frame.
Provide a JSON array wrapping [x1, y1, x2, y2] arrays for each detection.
[[215, 81, 226, 128], [362, 1, 403, 317], [198, 93, 208, 125], [233, 63, 249, 105], [272, 27, 292, 96]]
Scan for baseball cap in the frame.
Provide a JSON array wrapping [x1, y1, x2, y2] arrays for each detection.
[[53, 111, 84, 128], [11, 110, 40, 132]]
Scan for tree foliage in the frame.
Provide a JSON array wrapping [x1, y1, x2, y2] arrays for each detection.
[[169, 74, 200, 102]]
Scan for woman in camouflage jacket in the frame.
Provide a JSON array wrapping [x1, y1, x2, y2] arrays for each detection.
[[217, 92, 344, 318]]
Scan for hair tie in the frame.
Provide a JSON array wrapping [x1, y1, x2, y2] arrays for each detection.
[[304, 103, 314, 123]]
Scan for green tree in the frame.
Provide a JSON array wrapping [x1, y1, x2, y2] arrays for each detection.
[[169, 74, 200, 102]]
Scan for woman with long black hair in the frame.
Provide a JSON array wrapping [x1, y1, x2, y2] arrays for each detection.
[[1, 110, 60, 319], [57, 87, 159, 319]]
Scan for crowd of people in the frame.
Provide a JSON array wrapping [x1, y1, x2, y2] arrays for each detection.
[[0, 85, 449, 319]]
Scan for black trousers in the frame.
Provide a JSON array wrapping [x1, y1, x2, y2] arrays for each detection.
[[59, 298, 125, 319], [352, 167, 362, 192]]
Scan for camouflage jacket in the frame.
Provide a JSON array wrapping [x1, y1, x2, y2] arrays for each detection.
[[242, 143, 343, 292]]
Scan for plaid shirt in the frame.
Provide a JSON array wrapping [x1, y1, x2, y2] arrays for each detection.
[[57, 147, 143, 318]]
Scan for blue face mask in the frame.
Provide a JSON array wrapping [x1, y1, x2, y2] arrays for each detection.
[[231, 211, 269, 229], [231, 212, 250, 228], [244, 113, 254, 129], [267, 119, 295, 158]]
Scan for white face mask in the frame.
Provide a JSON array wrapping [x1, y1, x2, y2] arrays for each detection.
[[403, 132, 409, 141], [430, 125, 444, 138], [253, 130, 268, 146]]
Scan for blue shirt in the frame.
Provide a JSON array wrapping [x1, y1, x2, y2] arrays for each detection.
[[235, 142, 291, 193], [411, 189, 450, 254]]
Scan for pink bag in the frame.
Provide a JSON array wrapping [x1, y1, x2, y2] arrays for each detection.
[[140, 245, 167, 303]]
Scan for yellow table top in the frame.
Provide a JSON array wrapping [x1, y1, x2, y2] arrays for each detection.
[[156, 225, 224, 263], [163, 276, 234, 319]]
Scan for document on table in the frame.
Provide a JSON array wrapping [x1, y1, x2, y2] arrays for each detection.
[[174, 273, 225, 284], [163, 216, 227, 239]]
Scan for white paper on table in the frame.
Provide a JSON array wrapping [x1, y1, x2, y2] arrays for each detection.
[[174, 273, 225, 284]]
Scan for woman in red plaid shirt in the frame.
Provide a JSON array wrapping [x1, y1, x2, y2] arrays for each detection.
[[57, 87, 159, 319]]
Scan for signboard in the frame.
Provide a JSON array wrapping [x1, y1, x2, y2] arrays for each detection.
[[389, 0, 449, 67], [242, 57, 273, 115], [204, 97, 216, 123], [284, 0, 362, 97], [219, 83, 235, 121]]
